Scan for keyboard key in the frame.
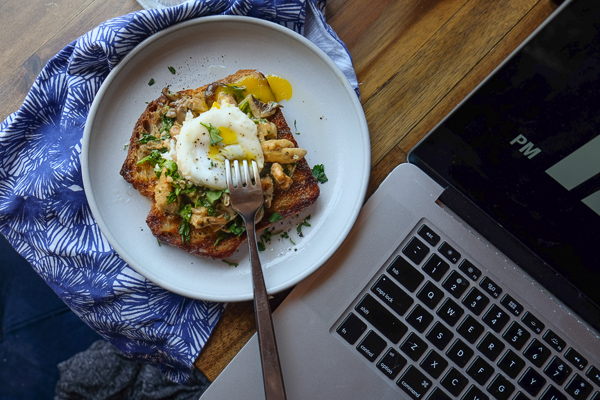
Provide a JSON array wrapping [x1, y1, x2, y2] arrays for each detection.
[[591, 393, 600, 400], [487, 374, 515, 400], [387, 255, 425, 292], [503, 321, 531, 350], [397, 366, 432, 400], [418, 224, 440, 246], [420, 350, 448, 379], [462, 287, 490, 315], [586, 365, 600, 386], [483, 304, 511, 333], [438, 241, 461, 263], [357, 330, 387, 362], [437, 298, 464, 326], [442, 270, 469, 298], [401, 332, 428, 361], [480, 276, 503, 299], [463, 385, 490, 400], [441, 367, 469, 396], [523, 339, 551, 368], [403, 237, 430, 265], [371, 274, 414, 316], [500, 294, 524, 317], [426, 322, 454, 350], [377, 348, 406, 379], [478, 332, 506, 362], [543, 329, 566, 352], [544, 356, 573, 385], [564, 347, 588, 370], [521, 311, 545, 334], [457, 315, 485, 344], [540, 386, 567, 400], [565, 374, 594, 400], [518, 368, 546, 397], [467, 356, 495, 385], [497, 350, 525, 379], [355, 294, 407, 344], [417, 281, 444, 309], [459, 259, 482, 281], [336, 313, 367, 344], [422, 254, 449, 281], [426, 388, 452, 400], [406, 304, 434, 333], [512, 392, 531, 400], [446, 339, 474, 368]]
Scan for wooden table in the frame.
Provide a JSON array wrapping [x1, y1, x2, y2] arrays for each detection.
[[0, 0, 560, 382]]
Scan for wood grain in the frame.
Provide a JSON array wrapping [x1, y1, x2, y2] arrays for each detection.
[[0, 0, 559, 383]]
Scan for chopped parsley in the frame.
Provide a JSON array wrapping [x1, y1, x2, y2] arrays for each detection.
[[296, 215, 311, 235], [281, 231, 295, 245], [137, 133, 159, 144], [226, 84, 246, 102], [312, 164, 328, 183], [178, 203, 192, 244], [205, 190, 223, 205], [268, 212, 283, 223], [148, 78, 155, 86], [168, 66, 176, 74], [201, 122, 223, 146], [258, 227, 277, 251], [160, 113, 175, 137], [227, 218, 246, 236], [222, 259, 239, 267]]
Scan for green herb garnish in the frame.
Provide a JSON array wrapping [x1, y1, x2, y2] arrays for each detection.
[[178, 204, 192, 244], [312, 164, 328, 183], [296, 215, 311, 235], [227, 218, 246, 236], [281, 231, 295, 245], [222, 259, 239, 267], [268, 212, 283, 223], [137, 133, 159, 144], [206, 190, 223, 205], [201, 122, 223, 146], [168, 66, 176, 74], [148, 78, 155, 86]]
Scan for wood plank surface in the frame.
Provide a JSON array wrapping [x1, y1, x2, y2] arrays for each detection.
[[0, 0, 560, 383]]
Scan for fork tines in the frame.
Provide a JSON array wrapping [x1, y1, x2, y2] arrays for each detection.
[[225, 159, 260, 188]]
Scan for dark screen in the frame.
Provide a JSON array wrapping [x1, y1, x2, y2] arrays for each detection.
[[410, 0, 600, 309]]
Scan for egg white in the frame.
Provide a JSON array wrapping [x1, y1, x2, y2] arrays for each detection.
[[175, 103, 264, 190]]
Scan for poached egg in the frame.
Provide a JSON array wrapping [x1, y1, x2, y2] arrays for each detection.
[[176, 102, 264, 190]]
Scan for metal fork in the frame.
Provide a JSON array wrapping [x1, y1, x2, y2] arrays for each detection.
[[224, 159, 287, 400]]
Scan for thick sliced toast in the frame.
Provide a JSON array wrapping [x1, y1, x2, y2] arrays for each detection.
[[120, 70, 320, 259]]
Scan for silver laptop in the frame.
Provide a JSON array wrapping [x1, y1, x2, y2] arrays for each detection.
[[201, 0, 600, 398]]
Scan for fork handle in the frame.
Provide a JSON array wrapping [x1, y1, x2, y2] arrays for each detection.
[[246, 217, 287, 400]]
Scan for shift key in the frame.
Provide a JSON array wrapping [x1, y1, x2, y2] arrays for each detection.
[[355, 294, 408, 344]]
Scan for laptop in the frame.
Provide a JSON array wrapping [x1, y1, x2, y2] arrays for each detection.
[[201, 0, 600, 398]]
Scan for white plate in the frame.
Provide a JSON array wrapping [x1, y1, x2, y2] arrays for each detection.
[[82, 16, 370, 302]]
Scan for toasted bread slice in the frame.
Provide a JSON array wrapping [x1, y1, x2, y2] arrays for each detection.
[[120, 70, 319, 259]]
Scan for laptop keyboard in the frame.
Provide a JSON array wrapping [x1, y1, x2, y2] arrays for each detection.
[[334, 221, 600, 400]]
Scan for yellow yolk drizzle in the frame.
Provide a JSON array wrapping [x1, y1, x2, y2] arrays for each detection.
[[218, 74, 293, 103], [208, 126, 257, 162], [266, 75, 293, 102]]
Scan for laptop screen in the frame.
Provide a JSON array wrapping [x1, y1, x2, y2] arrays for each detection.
[[409, 0, 600, 313]]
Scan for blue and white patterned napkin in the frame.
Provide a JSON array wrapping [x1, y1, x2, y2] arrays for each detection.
[[0, 0, 356, 383]]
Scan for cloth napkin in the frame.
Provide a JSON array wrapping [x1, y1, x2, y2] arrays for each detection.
[[0, 0, 356, 384]]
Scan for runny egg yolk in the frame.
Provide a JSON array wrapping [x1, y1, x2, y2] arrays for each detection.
[[208, 126, 237, 158], [266, 75, 293, 102], [225, 74, 292, 103]]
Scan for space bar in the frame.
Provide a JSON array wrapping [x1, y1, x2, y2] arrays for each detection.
[[355, 294, 407, 344]]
